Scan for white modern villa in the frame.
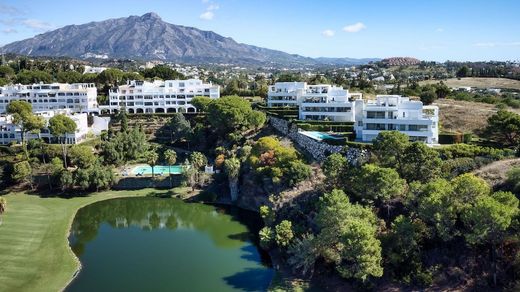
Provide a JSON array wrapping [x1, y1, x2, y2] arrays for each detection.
[[100, 79, 220, 114], [354, 95, 439, 144], [0, 109, 109, 145], [268, 82, 439, 144], [0, 83, 99, 114]]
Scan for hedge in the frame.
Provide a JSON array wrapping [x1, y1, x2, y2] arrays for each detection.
[[297, 123, 354, 132], [439, 132, 463, 144]]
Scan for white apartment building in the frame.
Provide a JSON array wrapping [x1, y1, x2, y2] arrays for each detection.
[[268, 82, 363, 122], [267, 82, 306, 107], [354, 95, 439, 144], [268, 82, 439, 144], [0, 110, 109, 145], [100, 79, 220, 114], [0, 83, 99, 114]]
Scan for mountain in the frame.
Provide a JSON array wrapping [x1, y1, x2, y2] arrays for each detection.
[[0, 12, 378, 67], [314, 57, 381, 66]]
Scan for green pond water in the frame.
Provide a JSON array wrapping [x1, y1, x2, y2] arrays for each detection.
[[66, 197, 274, 292]]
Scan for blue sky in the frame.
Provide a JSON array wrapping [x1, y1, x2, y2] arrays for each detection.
[[0, 0, 519, 62]]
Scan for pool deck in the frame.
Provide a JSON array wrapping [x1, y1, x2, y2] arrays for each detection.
[[299, 130, 343, 142]]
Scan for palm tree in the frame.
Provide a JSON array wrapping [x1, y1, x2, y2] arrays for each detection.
[[164, 149, 177, 187], [224, 157, 241, 201], [0, 197, 6, 215], [146, 151, 159, 177]]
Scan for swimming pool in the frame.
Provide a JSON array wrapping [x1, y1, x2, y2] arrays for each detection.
[[132, 165, 183, 175], [300, 131, 343, 141]]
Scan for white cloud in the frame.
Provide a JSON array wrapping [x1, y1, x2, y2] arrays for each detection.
[[207, 4, 219, 11], [199, 11, 214, 20], [321, 29, 335, 37], [342, 22, 366, 33], [0, 3, 21, 16], [200, 1, 219, 20], [22, 19, 54, 31], [1, 28, 17, 34], [473, 42, 520, 47]]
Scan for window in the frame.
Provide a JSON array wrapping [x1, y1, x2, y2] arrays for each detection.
[[365, 123, 386, 130], [366, 111, 386, 119]]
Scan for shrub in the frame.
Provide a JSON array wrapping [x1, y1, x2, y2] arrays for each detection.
[[439, 132, 463, 144]]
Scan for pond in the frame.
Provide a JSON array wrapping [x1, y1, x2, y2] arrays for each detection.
[[66, 197, 274, 292]]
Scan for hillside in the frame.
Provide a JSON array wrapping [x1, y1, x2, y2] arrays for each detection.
[[421, 77, 520, 90], [435, 99, 520, 134]]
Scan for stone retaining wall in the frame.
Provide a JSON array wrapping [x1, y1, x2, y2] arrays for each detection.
[[269, 116, 369, 163]]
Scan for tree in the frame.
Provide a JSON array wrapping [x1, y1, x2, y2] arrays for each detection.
[[416, 179, 457, 241], [259, 205, 275, 226], [57, 71, 82, 83], [420, 90, 437, 105], [485, 110, 520, 146], [373, 131, 409, 173], [384, 215, 427, 284], [48, 114, 77, 168], [146, 150, 159, 177], [207, 95, 264, 135], [141, 65, 185, 80], [168, 113, 192, 144], [285, 161, 312, 186], [16, 70, 52, 84], [461, 191, 519, 285], [322, 153, 347, 189], [401, 142, 442, 183], [59, 169, 74, 191], [315, 189, 383, 282], [274, 220, 294, 247], [259, 226, 274, 249], [6, 100, 45, 159], [248, 111, 267, 130], [89, 165, 115, 191], [69, 145, 96, 168], [287, 234, 319, 277], [0, 196, 6, 215], [451, 173, 490, 211], [164, 149, 177, 187], [434, 81, 451, 99], [189, 152, 207, 170], [182, 162, 198, 191], [191, 96, 212, 112], [11, 161, 32, 186], [224, 157, 241, 201], [456, 66, 469, 78], [352, 164, 406, 216]]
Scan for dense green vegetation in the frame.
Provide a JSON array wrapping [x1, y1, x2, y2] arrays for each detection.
[[2, 60, 520, 291], [261, 131, 520, 290]]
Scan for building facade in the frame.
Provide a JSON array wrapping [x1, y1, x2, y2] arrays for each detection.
[[354, 95, 439, 144], [100, 79, 220, 114], [0, 110, 109, 145], [0, 83, 99, 114], [268, 82, 439, 144]]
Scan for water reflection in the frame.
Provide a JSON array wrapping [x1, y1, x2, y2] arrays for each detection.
[[67, 197, 273, 292]]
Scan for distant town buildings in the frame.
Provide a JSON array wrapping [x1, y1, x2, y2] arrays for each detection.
[[0, 83, 99, 114], [100, 79, 220, 114], [83, 66, 107, 74], [268, 82, 439, 144]]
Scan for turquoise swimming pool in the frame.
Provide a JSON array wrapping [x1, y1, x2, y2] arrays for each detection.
[[300, 131, 343, 141], [132, 165, 183, 175]]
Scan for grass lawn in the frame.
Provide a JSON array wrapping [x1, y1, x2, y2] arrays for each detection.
[[0, 188, 185, 292]]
